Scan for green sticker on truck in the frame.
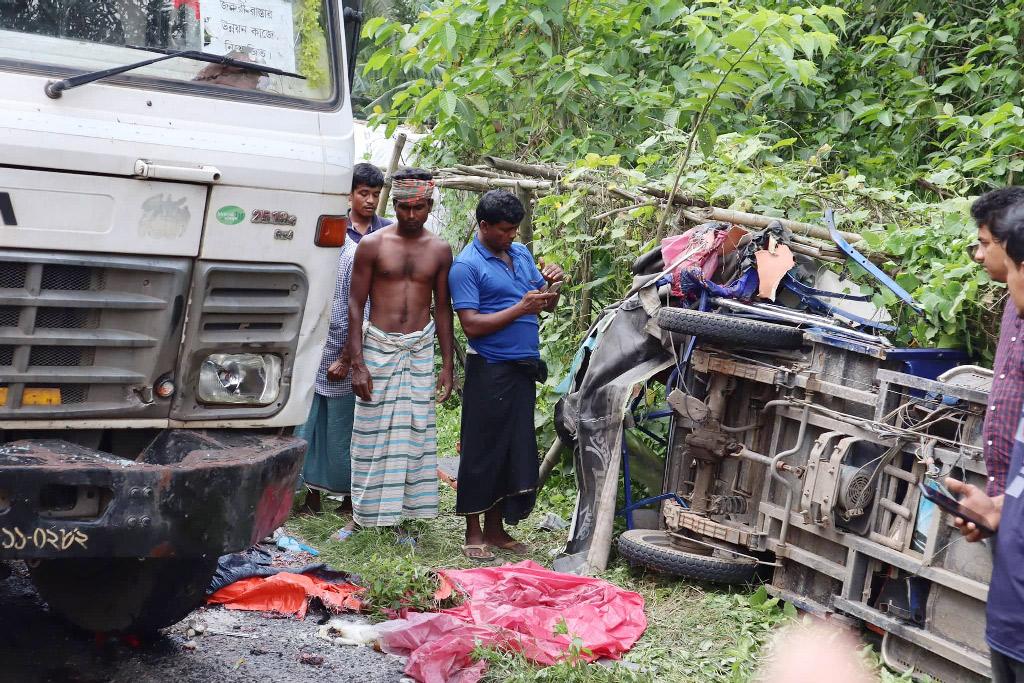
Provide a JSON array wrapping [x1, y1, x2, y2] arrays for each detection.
[[216, 205, 245, 225]]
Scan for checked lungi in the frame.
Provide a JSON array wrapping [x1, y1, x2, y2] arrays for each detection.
[[351, 321, 439, 527]]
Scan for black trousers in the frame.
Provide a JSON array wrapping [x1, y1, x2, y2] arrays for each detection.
[[456, 354, 539, 525], [994, 650, 1024, 683]]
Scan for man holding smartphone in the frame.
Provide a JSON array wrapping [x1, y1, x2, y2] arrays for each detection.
[[952, 201, 1024, 682], [448, 190, 564, 561]]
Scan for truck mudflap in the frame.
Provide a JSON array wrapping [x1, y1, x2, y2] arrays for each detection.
[[0, 430, 304, 560]]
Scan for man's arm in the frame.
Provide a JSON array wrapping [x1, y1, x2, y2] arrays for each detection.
[[537, 257, 564, 313], [346, 237, 378, 400], [457, 291, 554, 338], [434, 242, 455, 402]]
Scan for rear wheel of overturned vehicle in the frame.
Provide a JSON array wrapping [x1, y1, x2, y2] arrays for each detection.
[[656, 307, 804, 350], [617, 529, 758, 585], [29, 556, 218, 634]]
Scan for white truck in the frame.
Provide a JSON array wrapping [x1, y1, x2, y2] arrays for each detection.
[[0, 0, 361, 633]]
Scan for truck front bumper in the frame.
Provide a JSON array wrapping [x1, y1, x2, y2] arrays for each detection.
[[0, 430, 304, 559]]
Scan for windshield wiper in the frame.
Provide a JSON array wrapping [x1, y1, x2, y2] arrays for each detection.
[[45, 46, 305, 99]]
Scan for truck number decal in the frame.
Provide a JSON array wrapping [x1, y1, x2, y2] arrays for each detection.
[[0, 526, 88, 551]]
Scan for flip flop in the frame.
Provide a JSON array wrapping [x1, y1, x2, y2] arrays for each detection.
[[487, 540, 530, 556], [462, 544, 496, 562], [332, 527, 356, 542]]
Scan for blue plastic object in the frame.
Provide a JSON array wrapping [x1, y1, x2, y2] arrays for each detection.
[[276, 535, 320, 556], [886, 347, 971, 380]]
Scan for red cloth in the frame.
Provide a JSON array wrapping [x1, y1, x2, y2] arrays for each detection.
[[206, 572, 362, 618], [661, 226, 730, 297], [378, 561, 646, 683]]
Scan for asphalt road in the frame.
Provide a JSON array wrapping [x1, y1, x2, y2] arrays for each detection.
[[0, 562, 409, 683]]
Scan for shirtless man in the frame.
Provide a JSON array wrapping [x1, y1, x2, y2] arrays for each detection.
[[344, 167, 454, 534]]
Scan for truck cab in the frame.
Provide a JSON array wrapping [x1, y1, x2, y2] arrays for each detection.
[[0, 0, 360, 633]]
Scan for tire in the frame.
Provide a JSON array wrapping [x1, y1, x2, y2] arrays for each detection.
[[656, 307, 804, 350], [617, 529, 758, 584], [30, 556, 217, 634], [631, 247, 664, 275]]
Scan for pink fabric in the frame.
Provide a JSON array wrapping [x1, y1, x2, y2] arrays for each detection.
[[660, 227, 730, 297], [377, 561, 647, 683]]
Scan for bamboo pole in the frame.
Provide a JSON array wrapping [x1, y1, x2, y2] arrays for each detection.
[[680, 207, 862, 245], [515, 185, 535, 255], [482, 155, 564, 180], [538, 436, 565, 487], [377, 132, 408, 216]]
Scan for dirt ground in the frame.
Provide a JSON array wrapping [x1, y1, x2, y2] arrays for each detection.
[[0, 561, 409, 683]]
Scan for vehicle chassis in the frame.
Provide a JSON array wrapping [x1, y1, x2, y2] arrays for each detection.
[[662, 339, 991, 681]]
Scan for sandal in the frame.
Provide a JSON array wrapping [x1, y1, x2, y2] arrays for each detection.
[[487, 540, 530, 556], [462, 544, 495, 562]]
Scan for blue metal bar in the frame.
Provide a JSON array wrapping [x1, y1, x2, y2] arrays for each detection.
[[618, 492, 689, 516], [825, 209, 923, 313], [634, 424, 667, 447]]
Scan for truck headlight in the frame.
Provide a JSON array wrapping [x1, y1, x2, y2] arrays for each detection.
[[198, 354, 282, 406]]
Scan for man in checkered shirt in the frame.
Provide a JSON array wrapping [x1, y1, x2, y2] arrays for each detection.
[[971, 187, 1024, 496], [295, 163, 392, 514]]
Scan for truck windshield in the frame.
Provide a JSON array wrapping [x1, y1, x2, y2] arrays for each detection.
[[0, 0, 336, 102]]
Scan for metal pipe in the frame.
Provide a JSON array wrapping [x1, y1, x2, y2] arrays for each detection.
[[722, 399, 793, 433], [772, 404, 811, 548]]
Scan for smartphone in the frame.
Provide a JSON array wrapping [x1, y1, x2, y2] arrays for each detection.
[[918, 483, 996, 536], [540, 281, 563, 294]]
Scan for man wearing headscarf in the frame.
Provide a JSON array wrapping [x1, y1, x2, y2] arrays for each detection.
[[342, 168, 455, 538]]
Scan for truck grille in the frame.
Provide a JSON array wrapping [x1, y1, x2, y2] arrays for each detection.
[[0, 251, 191, 419]]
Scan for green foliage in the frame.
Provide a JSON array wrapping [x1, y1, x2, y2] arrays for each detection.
[[295, 0, 327, 87], [361, 0, 843, 160], [359, 0, 1017, 363], [356, 552, 458, 620]]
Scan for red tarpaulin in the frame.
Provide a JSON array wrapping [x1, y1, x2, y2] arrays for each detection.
[[207, 572, 362, 618], [378, 560, 647, 683]]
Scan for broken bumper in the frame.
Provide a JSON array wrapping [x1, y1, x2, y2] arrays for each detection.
[[0, 430, 304, 559]]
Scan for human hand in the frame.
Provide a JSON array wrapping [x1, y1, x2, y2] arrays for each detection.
[[517, 290, 557, 315], [945, 477, 1000, 541], [351, 362, 374, 401], [326, 353, 350, 381], [538, 258, 565, 285], [436, 364, 455, 403]]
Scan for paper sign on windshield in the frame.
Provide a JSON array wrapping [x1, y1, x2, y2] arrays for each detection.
[[201, 0, 296, 72]]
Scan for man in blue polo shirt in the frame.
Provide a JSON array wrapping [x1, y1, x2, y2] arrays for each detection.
[[448, 190, 564, 561]]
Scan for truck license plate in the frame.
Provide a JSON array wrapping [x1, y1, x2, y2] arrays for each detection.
[[0, 387, 62, 406]]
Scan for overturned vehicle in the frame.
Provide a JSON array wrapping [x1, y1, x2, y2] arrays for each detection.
[[555, 211, 992, 681]]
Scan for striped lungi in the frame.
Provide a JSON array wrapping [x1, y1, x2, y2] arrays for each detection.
[[351, 321, 439, 527]]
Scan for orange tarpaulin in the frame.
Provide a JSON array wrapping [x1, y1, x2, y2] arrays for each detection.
[[207, 572, 362, 618]]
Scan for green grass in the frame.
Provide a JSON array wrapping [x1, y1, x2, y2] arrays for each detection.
[[286, 408, 906, 682]]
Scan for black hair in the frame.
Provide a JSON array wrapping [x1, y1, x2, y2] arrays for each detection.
[[392, 167, 433, 182], [970, 186, 1024, 229], [352, 162, 385, 190], [992, 204, 1024, 264], [475, 189, 525, 225]]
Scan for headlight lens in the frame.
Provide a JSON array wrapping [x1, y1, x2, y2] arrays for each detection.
[[198, 353, 281, 406]]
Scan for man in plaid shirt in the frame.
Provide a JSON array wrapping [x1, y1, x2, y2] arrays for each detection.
[[296, 163, 392, 514], [972, 187, 1024, 495]]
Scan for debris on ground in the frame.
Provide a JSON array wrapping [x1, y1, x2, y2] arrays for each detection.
[[276, 535, 320, 556], [317, 618, 382, 646], [538, 512, 568, 532], [297, 652, 325, 666], [376, 560, 647, 683], [207, 571, 362, 618], [209, 545, 328, 593]]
